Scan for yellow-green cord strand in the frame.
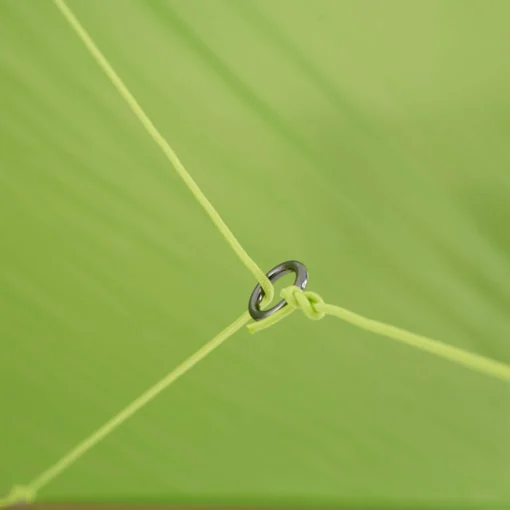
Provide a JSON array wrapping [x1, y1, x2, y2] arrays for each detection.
[[0, 312, 250, 508], [51, 0, 273, 305], [250, 287, 510, 383], [3, 1, 509, 507], [51, 0, 510, 386], [321, 302, 510, 382]]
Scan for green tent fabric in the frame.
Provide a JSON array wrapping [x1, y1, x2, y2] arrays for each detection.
[[1, 0, 510, 507]]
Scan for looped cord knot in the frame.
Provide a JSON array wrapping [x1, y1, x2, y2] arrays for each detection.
[[1, 485, 35, 507], [280, 286, 326, 321], [248, 286, 326, 333]]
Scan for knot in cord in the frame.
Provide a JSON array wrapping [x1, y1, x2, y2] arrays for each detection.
[[2, 485, 35, 507], [248, 286, 326, 333], [280, 286, 326, 321]]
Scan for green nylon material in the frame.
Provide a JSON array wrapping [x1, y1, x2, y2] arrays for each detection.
[[2, 0, 510, 507]]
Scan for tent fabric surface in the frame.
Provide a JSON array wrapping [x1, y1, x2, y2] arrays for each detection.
[[1, 0, 510, 507]]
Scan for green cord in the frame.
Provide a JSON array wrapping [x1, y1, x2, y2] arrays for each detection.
[[51, 0, 274, 307], [0, 486, 35, 509], [2, 0, 510, 507], [250, 287, 510, 383], [1, 312, 251, 508]]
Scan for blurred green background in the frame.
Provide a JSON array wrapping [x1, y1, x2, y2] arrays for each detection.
[[1, 0, 510, 507]]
